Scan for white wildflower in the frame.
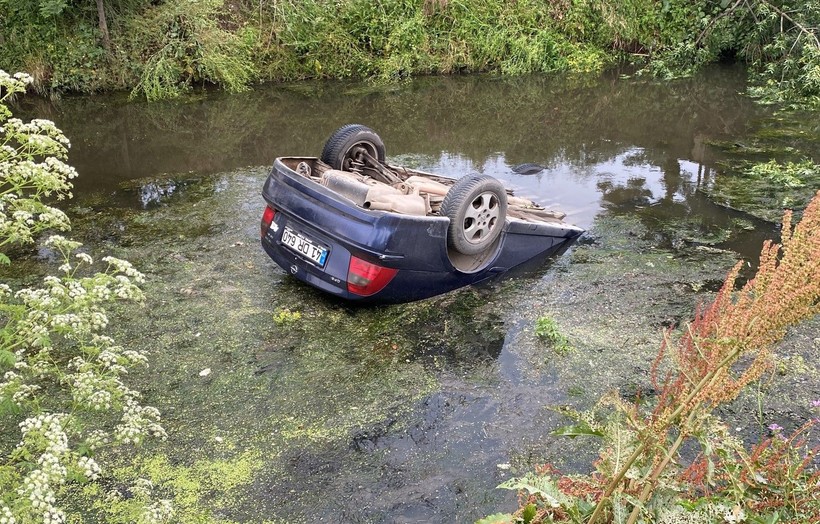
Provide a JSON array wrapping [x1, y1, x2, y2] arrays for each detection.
[[75, 252, 93, 265], [76, 456, 101, 481]]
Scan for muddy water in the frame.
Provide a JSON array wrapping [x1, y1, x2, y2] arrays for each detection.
[[19, 66, 820, 523]]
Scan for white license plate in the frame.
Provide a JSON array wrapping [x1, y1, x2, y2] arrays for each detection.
[[281, 226, 328, 267]]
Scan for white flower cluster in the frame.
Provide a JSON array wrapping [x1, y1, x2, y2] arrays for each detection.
[[12, 383, 41, 405], [17, 414, 69, 524], [29, 354, 52, 376], [44, 156, 77, 178], [103, 256, 147, 284], [0, 70, 33, 90], [1, 143, 17, 157], [76, 456, 101, 481], [44, 235, 81, 252], [89, 310, 109, 331], [0, 373, 17, 400], [84, 429, 110, 451], [111, 275, 144, 300], [123, 349, 149, 366], [141, 499, 174, 524], [12, 210, 34, 226], [17, 309, 50, 346], [0, 504, 16, 524], [0, 209, 35, 245], [3, 158, 74, 192], [90, 282, 112, 300], [17, 271, 138, 341], [37, 207, 70, 230], [66, 280, 87, 300], [71, 370, 116, 411], [3, 69, 165, 524], [2, 118, 71, 154], [115, 398, 167, 444], [16, 286, 60, 310], [0, 193, 71, 247], [29, 119, 72, 148], [50, 313, 84, 332]]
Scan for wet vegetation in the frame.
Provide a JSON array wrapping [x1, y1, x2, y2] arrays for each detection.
[[707, 111, 820, 222], [1, 0, 819, 105]]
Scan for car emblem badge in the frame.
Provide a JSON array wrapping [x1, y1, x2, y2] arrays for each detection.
[[290, 265, 298, 275]]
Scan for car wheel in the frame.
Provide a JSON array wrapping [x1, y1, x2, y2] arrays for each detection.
[[321, 124, 386, 171], [440, 174, 508, 256]]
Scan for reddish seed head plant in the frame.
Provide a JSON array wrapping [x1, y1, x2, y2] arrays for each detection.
[[593, 190, 820, 524], [500, 191, 820, 524]]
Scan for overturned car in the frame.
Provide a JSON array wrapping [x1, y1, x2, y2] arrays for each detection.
[[260, 124, 584, 303]]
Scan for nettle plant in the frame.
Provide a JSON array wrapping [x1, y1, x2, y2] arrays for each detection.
[[0, 71, 172, 523]]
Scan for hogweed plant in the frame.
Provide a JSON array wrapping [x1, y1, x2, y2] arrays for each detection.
[[0, 71, 172, 523], [484, 190, 820, 524]]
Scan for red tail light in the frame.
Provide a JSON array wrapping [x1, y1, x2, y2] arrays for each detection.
[[261, 205, 276, 237], [347, 256, 398, 296]]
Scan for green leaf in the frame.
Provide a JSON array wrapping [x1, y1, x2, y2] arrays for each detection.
[[475, 513, 515, 524], [522, 503, 537, 523], [498, 474, 568, 510], [550, 422, 604, 438], [0, 253, 9, 265], [0, 349, 15, 368], [0, 396, 21, 417]]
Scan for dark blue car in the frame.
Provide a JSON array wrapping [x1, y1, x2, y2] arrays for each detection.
[[260, 125, 584, 303]]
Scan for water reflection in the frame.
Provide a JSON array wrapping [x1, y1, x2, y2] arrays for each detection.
[[15, 64, 776, 253], [138, 180, 178, 208]]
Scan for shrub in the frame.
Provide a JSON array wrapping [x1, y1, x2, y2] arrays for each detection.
[[126, 0, 257, 100]]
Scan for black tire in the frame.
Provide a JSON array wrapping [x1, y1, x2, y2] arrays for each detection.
[[320, 124, 386, 171], [440, 174, 508, 256]]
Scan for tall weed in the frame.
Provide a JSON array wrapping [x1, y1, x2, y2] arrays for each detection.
[[486, 191, 820, 523]]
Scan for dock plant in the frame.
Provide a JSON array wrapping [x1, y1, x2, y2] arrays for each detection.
[[0, 70, 171, 523], [488, 190, 820, 523]]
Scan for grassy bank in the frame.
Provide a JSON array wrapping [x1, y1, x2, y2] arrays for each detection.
[[1, 0, 818, 102]]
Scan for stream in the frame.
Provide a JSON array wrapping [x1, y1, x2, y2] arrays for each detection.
[[13, 64, 820, 523]]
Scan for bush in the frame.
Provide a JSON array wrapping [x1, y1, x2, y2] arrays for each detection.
[[125, 0, 257, 100]]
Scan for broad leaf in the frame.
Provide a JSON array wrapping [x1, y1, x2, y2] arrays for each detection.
[[551, 422, 604, 438]]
